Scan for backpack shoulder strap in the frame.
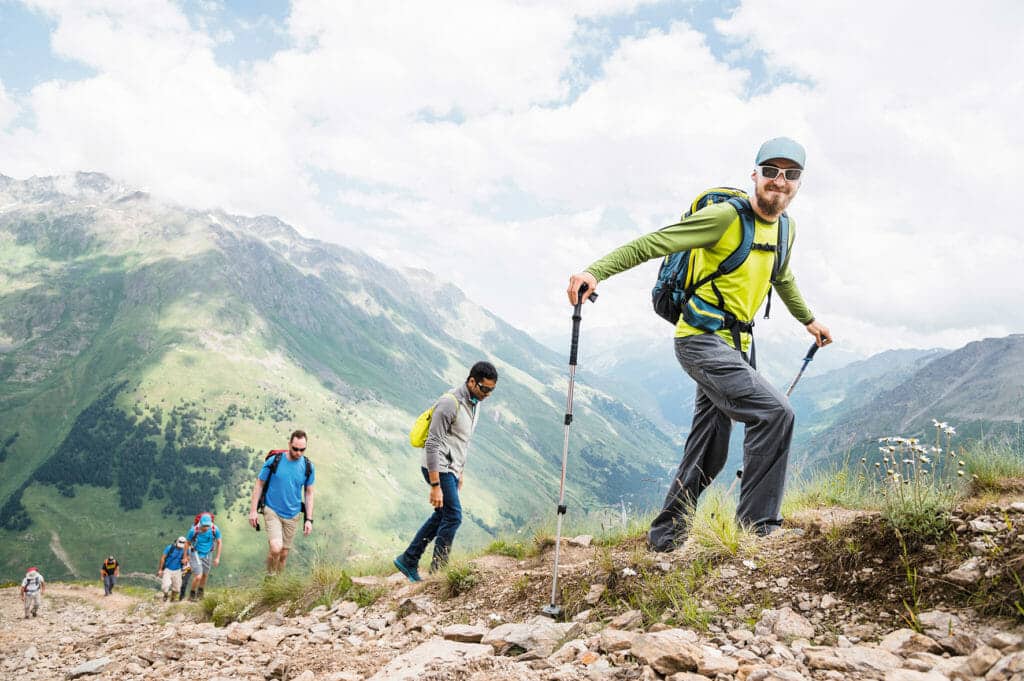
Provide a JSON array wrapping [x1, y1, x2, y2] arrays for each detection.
[[303, 456, 312, 485], [685, 197, 755, 293], [772, 213, 791, 282]]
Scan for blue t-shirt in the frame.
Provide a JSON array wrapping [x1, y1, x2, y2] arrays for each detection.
[[163, 544, 186, 570], [259, 454, 315, 519], [187, 525, 221, 556]]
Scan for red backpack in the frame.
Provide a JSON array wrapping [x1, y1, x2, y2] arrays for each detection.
[[191, 512, 218, 535]]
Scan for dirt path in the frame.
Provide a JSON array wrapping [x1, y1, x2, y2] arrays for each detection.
[[48, 531, 79, 578]]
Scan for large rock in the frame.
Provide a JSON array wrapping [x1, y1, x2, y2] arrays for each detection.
[[804, 645, 902, 673], [366, 638, 493, 681], [959, 644, 1001, 677], [944, 557, 985, 586], [66, 657, 111, 678], [442, 624, 489, 643], [630, 629, 702, 675], [481, 619, 582, 656], [878, 629, 943, 656], [697, 646, 738, 676], [883, 670, 948, 680], [608, 609, 644, 630], [598, 628, 637, 653], [250, 626, 304, 647], [755, 607, 815, 642]]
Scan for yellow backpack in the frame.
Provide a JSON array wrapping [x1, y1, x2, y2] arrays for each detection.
[[409, 393, 458, 448]]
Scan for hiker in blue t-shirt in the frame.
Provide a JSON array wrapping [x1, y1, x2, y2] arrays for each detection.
[[186, 514, 221, 600], [248, 429, 315, 574], [157, 536, 188, 601]]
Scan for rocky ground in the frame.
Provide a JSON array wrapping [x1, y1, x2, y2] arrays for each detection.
[[3, 497, 1024, 681]]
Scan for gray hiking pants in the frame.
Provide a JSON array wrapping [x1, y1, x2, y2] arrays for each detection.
[[648, 334, 795, 551]]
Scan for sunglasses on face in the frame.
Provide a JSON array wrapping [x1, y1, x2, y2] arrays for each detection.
[[291, 446, 306, 453], [474, 382, 495, 394], [759, 165, 803, 182]]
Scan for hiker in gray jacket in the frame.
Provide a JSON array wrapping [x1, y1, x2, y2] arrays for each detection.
[[393, 361, 498, 582]]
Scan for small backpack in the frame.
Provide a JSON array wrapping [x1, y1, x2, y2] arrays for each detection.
[[409, 393, 459, 448], [651, 187, 790, 341], [256, 450, 313, 514]]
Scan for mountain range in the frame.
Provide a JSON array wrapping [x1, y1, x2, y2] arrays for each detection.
[[2, 172, 1020, 584], [0, 173, 678, 582]]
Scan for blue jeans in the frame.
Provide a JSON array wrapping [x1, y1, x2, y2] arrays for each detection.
[[400, 468, 462, 571], [103, 573, 116, 595]]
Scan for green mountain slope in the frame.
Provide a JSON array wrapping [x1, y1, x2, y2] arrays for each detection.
[[0, 173, 677, 581]]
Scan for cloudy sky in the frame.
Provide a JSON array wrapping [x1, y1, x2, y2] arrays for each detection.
[[1, 0, 1021, 356]]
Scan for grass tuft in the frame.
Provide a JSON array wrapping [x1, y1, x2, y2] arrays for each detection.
[[689, 489, 756, 562], [962, 441, 1024, 493], [444, 561, 479, 598], [199, 561, 384, 626]]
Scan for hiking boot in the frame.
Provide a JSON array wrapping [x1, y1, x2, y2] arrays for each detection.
[[188, 590, 197, 601], [196, 588, 204, 600], [393, 555, 422, 583], [163, 592, 169, 601]]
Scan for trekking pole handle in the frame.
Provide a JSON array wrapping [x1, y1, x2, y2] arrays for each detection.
[[569, 285, 598, 366], [805, 343, 820, 361]]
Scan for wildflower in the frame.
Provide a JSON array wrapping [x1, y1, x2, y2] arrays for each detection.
[[932, 419, 940, 427], [875, 462, 881, 468], [919, 455, 931, 464], [944, 426, 956, 435], [957, 471, 965, 477], [902, 459, 914, 464], [958, 460, 965, 466]]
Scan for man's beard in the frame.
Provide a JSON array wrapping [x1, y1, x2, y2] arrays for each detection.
[[755, 185, 793, 217]]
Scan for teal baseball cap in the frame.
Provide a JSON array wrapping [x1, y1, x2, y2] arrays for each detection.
[[755, 137, 806, 169], [199, 513, 212, 526]]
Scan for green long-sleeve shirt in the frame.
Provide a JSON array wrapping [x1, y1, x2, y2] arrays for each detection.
[[585, 202, 814, 351]]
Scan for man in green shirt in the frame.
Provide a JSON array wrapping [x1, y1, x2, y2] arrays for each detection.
[[567, 137, 833, 551]]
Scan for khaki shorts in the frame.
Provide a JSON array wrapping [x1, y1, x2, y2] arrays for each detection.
[[265, 507, 299, 550], [161, 568, 182, 593]]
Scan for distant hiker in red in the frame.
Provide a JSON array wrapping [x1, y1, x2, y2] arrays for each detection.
[[21, 567, 45, 618], [101, 555, 120, 596], [249, 430, 316, 574]]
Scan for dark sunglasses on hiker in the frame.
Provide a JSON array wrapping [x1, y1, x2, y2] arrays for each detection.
[[758, 165, 803, 182], [291, 446, 306, 453], [474, 381, 495, 394]]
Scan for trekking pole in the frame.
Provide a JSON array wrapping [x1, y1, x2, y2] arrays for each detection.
[[724, 469, 743, 498], [542, 284, 597, 619], [785, 343, 821, 397]]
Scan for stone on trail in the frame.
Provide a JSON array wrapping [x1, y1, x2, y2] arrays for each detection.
[[608, 609, 644, 630], [569, 535, 593, 547], [442, 623, 489, 643], [755, 607, 815, 642], [481, 619, 583, 656], [878, 628, 943, 656], [803, 645, 902, 674], [365, 638, 493, 681], [598, 627, 637, 653], [66, 657, 111, 678], [629, 628, 702, 675]]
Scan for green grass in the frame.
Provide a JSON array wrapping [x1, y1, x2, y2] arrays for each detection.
[[688, 490, 756, 561], [613, 559, 714, 630], [484, 538, 528, 560], [443, 561, 480, 598], [200, 562, 385, 626], [782, 462, 878, 516], [962, 441, 1024, 492]]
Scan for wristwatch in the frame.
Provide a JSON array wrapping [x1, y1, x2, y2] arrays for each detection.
[[430, 481, 440, 488]]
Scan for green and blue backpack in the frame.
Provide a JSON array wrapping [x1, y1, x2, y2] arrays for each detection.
[[651, 187, 790, 340]]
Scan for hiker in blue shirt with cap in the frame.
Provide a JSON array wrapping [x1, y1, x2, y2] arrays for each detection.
[[186, 513, 221, 600]]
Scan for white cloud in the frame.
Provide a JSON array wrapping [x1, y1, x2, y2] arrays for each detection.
[[1, 0, 1021, 358], [0, 81, 17, 130]]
